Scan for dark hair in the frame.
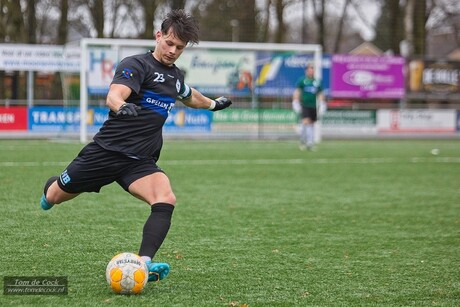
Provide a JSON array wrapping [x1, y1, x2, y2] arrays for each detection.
[[161, 9, 199, 45]]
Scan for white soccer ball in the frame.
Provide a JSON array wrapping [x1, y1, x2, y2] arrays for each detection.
[[430, 148, 440, 156], [106, 252, 149, 294]]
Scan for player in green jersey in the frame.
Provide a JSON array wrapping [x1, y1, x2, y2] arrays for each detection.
[[292, 63, 324, 151]]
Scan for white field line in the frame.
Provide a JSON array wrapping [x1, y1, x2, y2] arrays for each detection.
[[1, 157, 460, 167]]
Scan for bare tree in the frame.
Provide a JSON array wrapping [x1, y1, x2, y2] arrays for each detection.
[[138, 0, 162, 39], [412, 0, 427, 55], [237, 0, 256, 42], [88, 0, 105, 38], [404, 0, 427, 56], [27, 0, 36, 44], [0, 0, 7, 98], [431, 0, 459, 49], [190, 0, 257, 42], [168, 0, 187, 10], [57, 0, 68, 44], [52, 0, 69, 100], [6, 0, 26, 43], [333, 0, 351, 53], [311, 0, 326, 47], [373, 0, 403, 53], [273, 0, 288, 43], [258, 0, 271, 42], [1, 1, 26, 99], [404, 0, 417, 56]]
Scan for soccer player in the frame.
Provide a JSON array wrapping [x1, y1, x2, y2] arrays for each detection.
[[39, 10, 231, 283], [292, 63, 324, 151]]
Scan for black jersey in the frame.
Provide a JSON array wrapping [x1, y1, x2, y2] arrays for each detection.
[[93, 52, 190, 161]]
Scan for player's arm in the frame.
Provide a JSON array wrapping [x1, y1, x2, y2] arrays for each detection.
[[180, 87, 231, 111], [316, 83, 325, 103], [292, 88, 301, 102], [318, 91, 325, 102], [107, 84, 132, 112], [106, 84, 140, 116], [291, 88, 302, 113]]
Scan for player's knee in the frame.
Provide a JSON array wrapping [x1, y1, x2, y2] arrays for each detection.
[[164, 191, 176, 206], [149, 189, 176, 206]]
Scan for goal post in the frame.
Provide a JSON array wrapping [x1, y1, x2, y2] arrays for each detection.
[[79, 38, 322, 143]]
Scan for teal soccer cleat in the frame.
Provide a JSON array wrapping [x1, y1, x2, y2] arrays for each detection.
[[40, 194, 54, 210], [145, 261, 170, 282]]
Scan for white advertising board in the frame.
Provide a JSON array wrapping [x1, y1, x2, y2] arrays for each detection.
[[175, 49, 256, 95], [0, 44, 80, 72], [377, 109, 456, 133]]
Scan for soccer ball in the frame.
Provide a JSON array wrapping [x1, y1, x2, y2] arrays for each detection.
[[106, 252, 148, 294]]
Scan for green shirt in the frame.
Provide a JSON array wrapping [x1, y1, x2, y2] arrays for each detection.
[[295, 76, 322, 108]]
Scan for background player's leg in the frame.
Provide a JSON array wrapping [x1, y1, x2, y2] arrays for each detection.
[[300, 124, 308, 147], [306, 124, 315, 148]]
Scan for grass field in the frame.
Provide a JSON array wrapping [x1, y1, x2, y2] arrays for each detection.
[[0, 139, 459, 306]]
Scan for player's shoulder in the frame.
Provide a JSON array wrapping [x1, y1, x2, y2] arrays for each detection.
[[170, 64, 185, 77], [295, 76, 305, 84], [120, 52, 151, 66]]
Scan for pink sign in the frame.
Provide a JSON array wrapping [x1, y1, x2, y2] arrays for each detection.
[[331, 55, 405, 99]]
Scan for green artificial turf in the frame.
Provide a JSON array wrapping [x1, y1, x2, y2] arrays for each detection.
[[0, 139, 459, 306]]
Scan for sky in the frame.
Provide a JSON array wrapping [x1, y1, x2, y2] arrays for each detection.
[[271, 0, 381, 41]]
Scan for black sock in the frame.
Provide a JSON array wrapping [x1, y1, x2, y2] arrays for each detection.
[[138, 203, 175, 259], [44, 176, 59, 195]]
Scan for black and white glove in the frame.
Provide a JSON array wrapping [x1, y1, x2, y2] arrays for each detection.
[[116, 103, 141, 117], [208, 96, 232, 111]]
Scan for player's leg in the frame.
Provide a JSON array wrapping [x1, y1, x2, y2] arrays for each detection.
[[299, 108, 308, 150], [305, 121, 314, 148], [301, 117, 313, 149], [40, 142, 119, 210], [300, 123, 307, 150], [304, 108, 317, 150], [124, 171, 176, 282], [40, 176, 79, 210]]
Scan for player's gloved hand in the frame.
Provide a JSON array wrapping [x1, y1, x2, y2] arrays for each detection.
[[209, 96, 232, 111], [292, 100, 301, 114], [116, 103, 141, 117]]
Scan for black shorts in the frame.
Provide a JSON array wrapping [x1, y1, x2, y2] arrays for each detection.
[[57, 142, 164, 193], [301, 107, 317, 122]]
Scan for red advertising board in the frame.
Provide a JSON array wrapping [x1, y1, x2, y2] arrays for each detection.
[[0, 107, 28, 130]]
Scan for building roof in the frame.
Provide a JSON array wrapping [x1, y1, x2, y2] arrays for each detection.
[[348, 42, 383, 55]]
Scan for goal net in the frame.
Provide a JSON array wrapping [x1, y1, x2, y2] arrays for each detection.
[[79, 39, 322, 143]]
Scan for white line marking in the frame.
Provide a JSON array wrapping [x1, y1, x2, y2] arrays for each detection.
[[1, 157, 460, 167]]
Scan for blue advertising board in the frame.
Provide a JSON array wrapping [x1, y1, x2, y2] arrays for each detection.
[[29, 107, 107, 133], [28, 106, 211, 133], [164, 108, 212, 133], [254, 52, 331, 97]]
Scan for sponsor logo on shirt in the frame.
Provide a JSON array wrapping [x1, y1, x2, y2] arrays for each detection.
[[145, 97, 174, 112], [122, 68, 134, 79], [141, 90, 176, 118]]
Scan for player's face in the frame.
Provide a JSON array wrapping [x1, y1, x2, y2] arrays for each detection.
[[154, 28, 187, 66]]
